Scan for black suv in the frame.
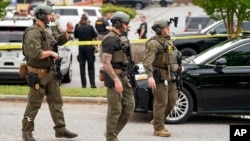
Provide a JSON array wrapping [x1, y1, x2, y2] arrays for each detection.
[[103, 0, 151, 9], [173, 20, 250, 56]]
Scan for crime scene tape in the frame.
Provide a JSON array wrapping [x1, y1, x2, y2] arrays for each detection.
[[0, 34, 234, 50], [0, 39, 148, 50]]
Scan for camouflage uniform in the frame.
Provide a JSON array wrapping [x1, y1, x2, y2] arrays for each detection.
[[21, 5, 77, 141], [143, 33, 180, 136]]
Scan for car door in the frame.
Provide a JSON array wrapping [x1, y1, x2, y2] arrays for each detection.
[[202, 22, 229, 51], [199, 42, 250, 111]]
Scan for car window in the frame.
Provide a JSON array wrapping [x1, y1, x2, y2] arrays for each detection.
[[210, 43, 250, 66], [187, 17, 210, 29], [0, 32, 23, 42], [53, 9, 78, 16], [83, 9, 96, 17], [242, 22, 250, 31], [213, 23, 227, 34]]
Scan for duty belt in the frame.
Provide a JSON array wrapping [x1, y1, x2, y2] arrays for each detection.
[[27, 65, 49, 74], [113, 68, 123, 75]]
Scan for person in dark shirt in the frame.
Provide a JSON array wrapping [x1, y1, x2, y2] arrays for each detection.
[[136, 15, 148, 39], [74, 15, 98, 88]]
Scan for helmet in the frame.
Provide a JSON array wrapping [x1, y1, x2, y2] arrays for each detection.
[[110, 11, 130, 24], [152, 18, 169, 34], [34, 4, 52, 20], [153, 18, 169, 28]]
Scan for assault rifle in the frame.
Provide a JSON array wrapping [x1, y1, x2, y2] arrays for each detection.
[[53, 43, 63, 85], [122, 41, 138, 88], [175, 51, 183, 93]]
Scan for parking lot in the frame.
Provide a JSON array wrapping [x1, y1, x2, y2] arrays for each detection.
[[2, 101, 249, 141]]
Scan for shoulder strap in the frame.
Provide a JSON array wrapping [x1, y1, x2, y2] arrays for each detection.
[[147, 36, 168, 53]]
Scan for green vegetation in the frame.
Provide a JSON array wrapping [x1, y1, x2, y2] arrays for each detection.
[[101, 4, 137, 19], [192, 0, 250, 38], [0, 0, 11, 18], [0, 85, 107, 97]]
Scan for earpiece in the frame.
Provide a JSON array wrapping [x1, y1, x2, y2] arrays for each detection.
[[36, 10, 46, 21], [111, 18, 122, 29], [152, 25, 162, 35]]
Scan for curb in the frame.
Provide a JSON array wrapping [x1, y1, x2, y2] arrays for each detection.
[[0, 95, 107, 104]]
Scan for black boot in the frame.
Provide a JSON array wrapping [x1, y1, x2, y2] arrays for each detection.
[[22, 131, 35, 141], [55, 129, 78, 139]]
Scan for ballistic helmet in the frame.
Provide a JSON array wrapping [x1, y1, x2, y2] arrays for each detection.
[[110, 11, 130, 24], [34, 4, 52, 19], [153, 18, 169, 28], [152, 18, 169, 34]]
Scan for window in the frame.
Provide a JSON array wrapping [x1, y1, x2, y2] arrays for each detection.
[[53, 9, 78, 16], [0, 32, 23, 42], [214, 23, 227, 34], [216, 43, 250, 66], [83, 9, 96, 17]]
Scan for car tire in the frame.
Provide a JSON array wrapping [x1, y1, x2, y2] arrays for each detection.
[[62, 59, 72, 83], [135, 2, 143, 9], [160, 0, 167, 7], [165, 87, 194, 124], [181, 48, 197, 56]]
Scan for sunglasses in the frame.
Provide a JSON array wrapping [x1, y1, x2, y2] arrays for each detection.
[[123, 22, 129, 25]]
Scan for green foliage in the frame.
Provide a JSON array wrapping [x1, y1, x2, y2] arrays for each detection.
[[0, 85, 107, 97], [100, 4, 137, 19], [0, 0, 11, 18], [192, 0, 250, 38]]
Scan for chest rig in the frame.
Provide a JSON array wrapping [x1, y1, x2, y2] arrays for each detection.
[[104, 31, 130, 69], [148, 36, 179, 72]]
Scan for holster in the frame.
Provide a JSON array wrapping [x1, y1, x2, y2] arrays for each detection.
[[153, 69, 162, 84], [104, 74, 115, 88], [99, 67, 106, 81], [19, 63, 27, 79], [26, 72, 40, 90]]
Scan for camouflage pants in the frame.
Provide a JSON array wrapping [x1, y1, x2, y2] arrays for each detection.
[[106, 76, 135, 141], [22, 70, 66, 133], [152, 80, 177, 131]]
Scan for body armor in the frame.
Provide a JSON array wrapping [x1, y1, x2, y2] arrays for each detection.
[[23, 24, 55, 68], [103, 31, 130, 69]]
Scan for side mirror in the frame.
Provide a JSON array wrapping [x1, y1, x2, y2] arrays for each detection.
[[208, 29, 216, 35], [214, 58, 227, 73]]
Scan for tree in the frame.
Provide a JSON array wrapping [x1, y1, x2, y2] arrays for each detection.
[[192, 0, 250, 39], [0, 0, 11, 18]]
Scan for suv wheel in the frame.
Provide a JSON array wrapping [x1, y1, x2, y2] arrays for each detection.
[[165, 88, 194, 124], [135, 2, 143, 9], [160, 0, 167, 7], [181, 48, 197, 57]]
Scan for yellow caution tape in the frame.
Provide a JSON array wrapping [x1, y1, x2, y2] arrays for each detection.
[[0, 34, 235, 50]]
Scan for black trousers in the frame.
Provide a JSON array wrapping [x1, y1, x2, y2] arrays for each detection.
[[78, 46, 96, 87]]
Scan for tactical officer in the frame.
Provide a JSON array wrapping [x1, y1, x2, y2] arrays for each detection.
[[21, 4, 77, 141], [142, 18, 184, 137], [74, 15, 98, 88], [101, 11, 135, 141]]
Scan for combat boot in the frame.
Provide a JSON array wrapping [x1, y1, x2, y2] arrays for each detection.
[[22, 131, 35, 141], [55, 129, 78, 139], [154, 129, 171, 137], [150, 120, 169, 132]]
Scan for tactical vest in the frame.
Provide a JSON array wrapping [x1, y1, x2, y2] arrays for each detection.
[[95, 19, 107, 34], [103, 31, 130, 69], [147, 36, 179, 72], [22, 24, 55, 68]]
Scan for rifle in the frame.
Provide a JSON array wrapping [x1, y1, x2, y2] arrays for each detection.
[[53, 43, 63, 85], [175, 51, 183, 93], [121, 37, 138, 88]]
